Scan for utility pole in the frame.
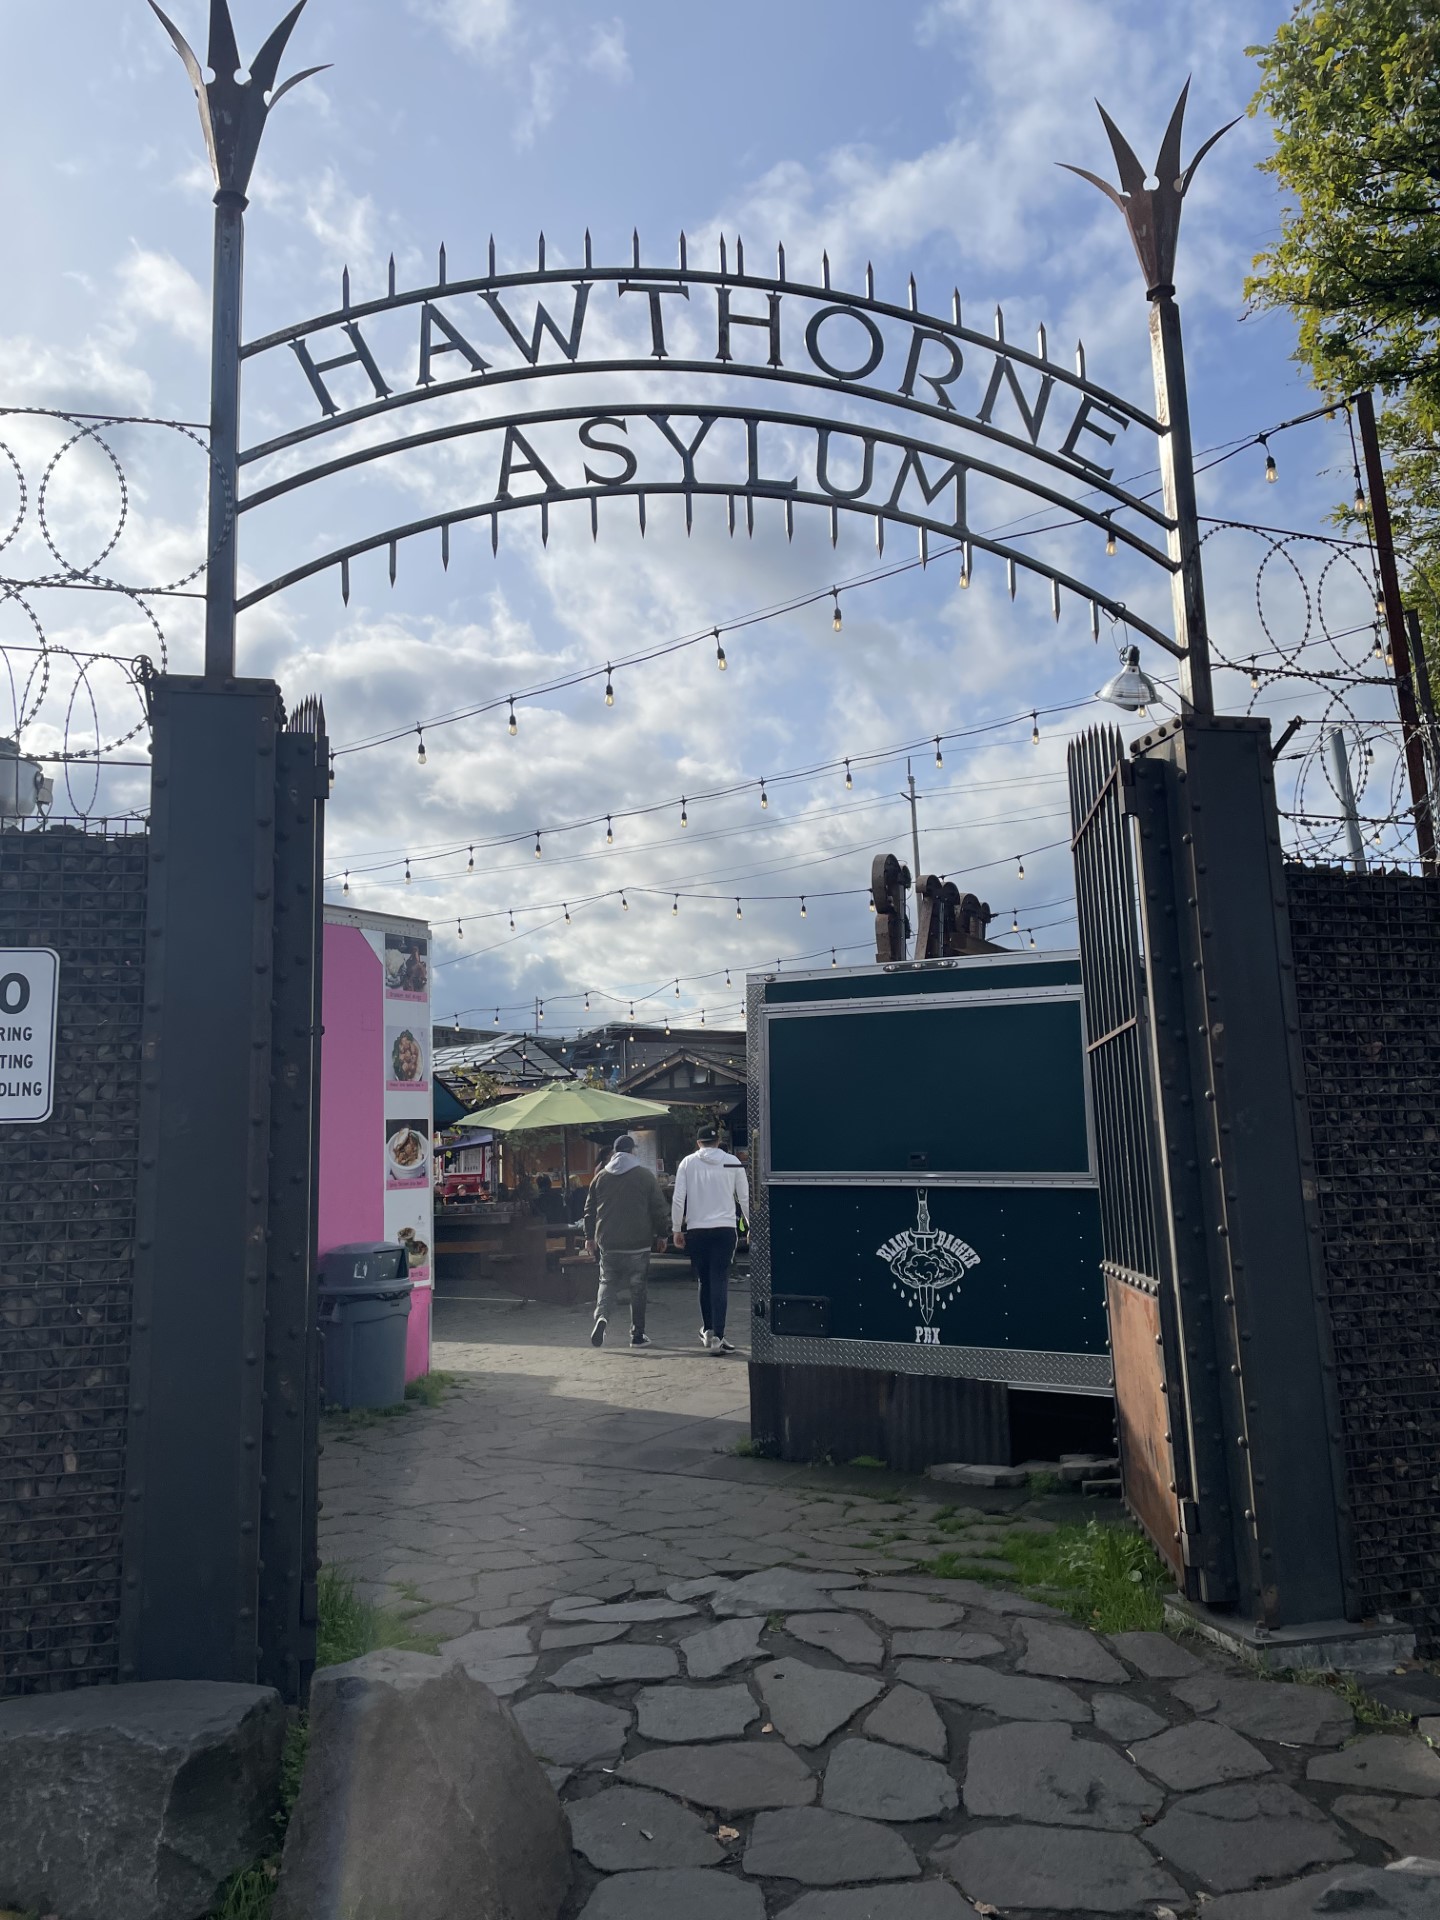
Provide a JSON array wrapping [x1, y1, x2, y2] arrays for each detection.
[[903, 759, 922, 887], [1355, 390, 1437, 874], [1328, 729, 1367, 872], [1404, 607, 1440, 804]]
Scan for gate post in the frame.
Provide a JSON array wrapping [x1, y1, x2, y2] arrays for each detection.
[[122, 677, 285, 1685], [1129, 716, 1351, 1628]]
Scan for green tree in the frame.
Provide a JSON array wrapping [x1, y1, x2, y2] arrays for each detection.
[[1245, 0, 1440, 665]]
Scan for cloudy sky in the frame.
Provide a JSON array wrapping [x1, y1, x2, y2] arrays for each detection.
[[2, 1, 1401, 1034]]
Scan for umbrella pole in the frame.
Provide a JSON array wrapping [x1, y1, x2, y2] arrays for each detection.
[[562, 1128, 571, 1203]]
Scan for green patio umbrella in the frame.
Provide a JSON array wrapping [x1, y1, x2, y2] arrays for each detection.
[[455, 1084, 673, 1132], [454, 1081, 676, 1199]]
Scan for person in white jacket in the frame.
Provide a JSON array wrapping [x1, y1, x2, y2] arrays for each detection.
[[671, 1126, 750, 1353]]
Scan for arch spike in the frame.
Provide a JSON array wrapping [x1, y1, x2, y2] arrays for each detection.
[[745, 494, 754, 538], [919, 526, 929, 567], [1091, 597, 1100, 640], [540, 501, 549, 547], [685, 489, 693, 535], [584, 228, 593, 268], [829, 504, 839, 547], [441, 521, 450, 570], [678, 230, 688, 270], [637, 492, 646, 536], [537, 231, 546, 271], [908, 272, 917, 312], [1007, 557, 1017, 600], [1051, 577, 1062, 622], [952, 288, 962, 326], [590, 496, 599, 541], [389, 539, 397, 587], [784, 497, 793, 542], [340, 556, 349, 605], [994, 304, 1005, 342], [487, 234, 496, 276], [341, 265, 350, 312], [822, 250, 831, 290], [736, 234, 745, 275], [388, 253, 396, 297], [718, 233, 728, 276], [1037, 321, 1048, 360], [727, 493, 736, 538], [866, 262, 875, 300], [490, 511, 498, 555], [438, 242, 447, 286], [632, 227, 640, 269], [875, 516, 885, 557], [776, 241, 786, 282]]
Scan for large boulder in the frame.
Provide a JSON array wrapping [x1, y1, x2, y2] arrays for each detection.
[[273, 1649, 570, 1920], [0, 1680, 286, 1920]]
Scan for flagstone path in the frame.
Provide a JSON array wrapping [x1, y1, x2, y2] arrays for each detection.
[[319, 1285, 1440, 1916]]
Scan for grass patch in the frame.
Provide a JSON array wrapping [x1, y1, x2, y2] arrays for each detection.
[[209, 1719, 309, 1919], [1027, 1469, 1065, 1497], [315, 1564, 440, 1669], [405, 1370, 463, 1409], [847, 1455, 888, 1470], [731, 1435, 777, 1459], [1286, 1668, 1414, 1731], [1001, 1518, 1169, 1631]]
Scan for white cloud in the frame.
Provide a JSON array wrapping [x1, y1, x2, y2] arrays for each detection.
[[584, 20, 630, 83], [406, 0, 516, 54], [115, 248, 209, 350]]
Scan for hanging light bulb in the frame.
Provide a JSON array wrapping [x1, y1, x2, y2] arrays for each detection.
[[1097, 644, 1161, 713], [584, 992, 591, 1012], [1250, 663, 1260, 691], [467, 845, 475, 871], [664, 1015, 671, 1036], [605, 814, 614, 845], [416, 726, 427, 765], [672, 895, 679, 917], [342, 871, 350, 895], [534, 830, 542, 859], [831, 589, 843, 633], [453, 1011, 461, 1030], [507, 698, 517, 736], [1353, 472, 1367, 515], [628, 1001, 635, 1023], [493, 1006, 500, 1024], [537, 1000, 545, 1024], [1261, 435, 1277, 483], [674, 978, 681, 996], [1104, 516, 1116, 557], [1031, 711, 1040, 746], [508, 907, 515, 929], [800, 896, 807, 917], [604, 666, 614, 707], [700, 1007, 706, 1025], [869, 896, 876, 913], [563, 903, 571, 924], [680, 797, 689, 828], [759, 779, 768, 810], [404, 857, 412, 884], [1028, 929, 1037, 949], [1017, 856, 1025, 879], [714, 628, 727, 671], [1011, 910, 1019, 933], [457, 919, 464, 940], [725, 968, 732, 988], [621, 891, 629, 911], [735, 899, 743, 918], [831, 948, 837, 967], [844, 758, 853, 791], [934, 736, 943, 769]]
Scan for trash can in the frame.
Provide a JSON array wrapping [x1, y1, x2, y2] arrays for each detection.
[[318, 1242, 414, 1411]]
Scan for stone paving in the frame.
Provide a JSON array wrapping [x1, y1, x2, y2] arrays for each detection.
[[320, 1285, 1440, 1916]]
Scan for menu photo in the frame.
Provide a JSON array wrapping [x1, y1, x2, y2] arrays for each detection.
[[383, 933, 429, 1002], [386, 1019, 429, 1093], [385, 1115, 431, 1190]]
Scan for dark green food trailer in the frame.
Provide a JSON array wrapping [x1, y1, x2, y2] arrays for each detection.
[[746, 951, 1114, 1470]]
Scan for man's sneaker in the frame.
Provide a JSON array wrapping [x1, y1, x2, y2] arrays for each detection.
[[630, 1332, 652, 1347], [590, 1318, 606, 1348], [713, 1337, 735, 1354], [699, 1330, 714, 1351]]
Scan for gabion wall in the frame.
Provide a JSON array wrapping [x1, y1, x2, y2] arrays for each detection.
[[1287, 863, 1440, 1653], [0, 821, 147, 1694]]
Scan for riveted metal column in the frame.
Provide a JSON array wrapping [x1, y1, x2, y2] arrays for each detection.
[[121, 676, 281, 1683], [1131, 715, 1351, 1627]]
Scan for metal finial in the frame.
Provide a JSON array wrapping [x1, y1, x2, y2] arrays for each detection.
[[678, 230, 687, 270], [388, 253, 396, 297], [438, 242, 447, 286], [488, 234, 496, 276], [537, 231, 545, 271], [776, 241, 786, 282], [822, 251, 831, 291], [341, 265, 350, 311], [148, 0, 328, 199], [584, 228, 593, 268], [1036, 321, 1048, 360], [736, 234, 745, 275], [632, 228, 641, 269], [718, 233, 727, 276], [1059, 79, 1238, 295], [952, 288, 961, 326], [865, 263, 874, 300], [994, 304, 1005, 342], [1075, 339, 1087, 380], [907, 273, 917, 312]]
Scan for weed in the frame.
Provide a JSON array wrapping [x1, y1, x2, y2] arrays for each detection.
[[405, 1370, 462, 1409], [847, 1455, 888, 1471], [1002, 1518, 1169, 1632], [1027, 1469, 1065, 1497], [921, 1551, 1011, 1585], [1285, 1668, 1414, 1731], [208, 1720, 310, 1918], [315, 1564, 440, 1669], [731, 1435, 777, 1459]]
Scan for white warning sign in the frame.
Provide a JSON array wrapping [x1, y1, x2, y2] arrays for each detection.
[[0, 949, 59, 1124]]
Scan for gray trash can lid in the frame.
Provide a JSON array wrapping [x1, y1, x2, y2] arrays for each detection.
[[318, 1241, 413, 1300]]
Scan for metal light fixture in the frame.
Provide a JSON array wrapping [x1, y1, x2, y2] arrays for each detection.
[[1097, 645, 1160, 713]]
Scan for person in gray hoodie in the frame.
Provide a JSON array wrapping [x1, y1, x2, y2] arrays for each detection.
[[583, 1134, 670, 1348]]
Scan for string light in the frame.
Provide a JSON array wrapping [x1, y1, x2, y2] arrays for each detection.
[[416, 726, 427, 765], [735, 899, 743, 918], [628, 1001, 635, 1022], [680, 797, 688, 827], [725, 968, 732, 987], [844, 759, 853, 791], [714, 628, 727, 671], [584, 991, 591, 1012], [534, 830, 542, 858], [453, 1011, 460, 1030], [467, 845, 474, 871], [621, 891, 629, 911], [831, 948, 837, 967], [342, 871, 350, 894], [1104, 516, 1116, 557], [664, 1015, 671, 1035], [934, 737, 943, 769], [672, 895, 679, 917], [831, 589, 843, 633], [508, 907, 515, 928], [800, 896, 807, 917], [1017, 856, 1026, 879], [605, 814, 614, 845], [1353, 471, 1367, 515], [700, 1007, 706, 1024], [1250, 664, 1259, 690], [1261, 434, 1277, 483], [507, 697, 517, 736], [457, 919, 464, 939], [1028, 929, 1037, 948], [1031, 712, 1040, 746], [674, 978, 681, 996], [563, 903, 571, 923], [537, 1000, 545, 1024], [604, 665, 614, 707], [1011, 910, 1019, 933], [404, 858, 412, 884], [759, 779, 768, 810]]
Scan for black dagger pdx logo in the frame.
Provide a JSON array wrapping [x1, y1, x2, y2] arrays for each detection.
[[876, 1189, 980, 1345]]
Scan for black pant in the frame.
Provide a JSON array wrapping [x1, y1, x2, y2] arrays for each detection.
[[687, 1227, 737, 1339]]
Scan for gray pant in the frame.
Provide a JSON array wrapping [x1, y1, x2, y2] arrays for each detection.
[[594, 1247, 650, 1337]]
